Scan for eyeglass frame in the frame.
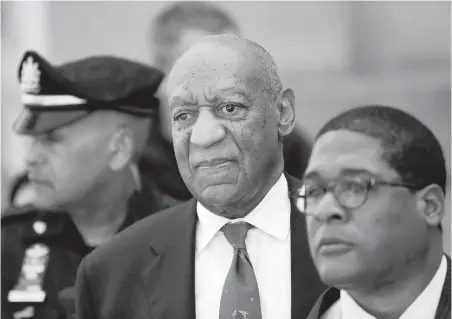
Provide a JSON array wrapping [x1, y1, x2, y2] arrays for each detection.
[[296, 177, 423, 213]]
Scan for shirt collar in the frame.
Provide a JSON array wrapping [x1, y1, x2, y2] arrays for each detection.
[[196, 173, 291, 254], [340, 255, 448, 319], [400, 255, 447, 319]]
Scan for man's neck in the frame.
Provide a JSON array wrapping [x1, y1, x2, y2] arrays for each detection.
[[69, 196, 129, 247], [347, 242, 444, 319], [204, 162, 284, 219]]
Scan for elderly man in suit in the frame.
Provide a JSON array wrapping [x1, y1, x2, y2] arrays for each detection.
[[136, 1, 314, 209], [299, 105, 450, 319], [74, 35, 325, 319]]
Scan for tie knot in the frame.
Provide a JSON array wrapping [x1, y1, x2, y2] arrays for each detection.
[[222, 222, 251, 249]]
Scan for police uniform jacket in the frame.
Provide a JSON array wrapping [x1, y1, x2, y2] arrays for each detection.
[[1, 182, 162, 319], [2, 50, 165, 319]]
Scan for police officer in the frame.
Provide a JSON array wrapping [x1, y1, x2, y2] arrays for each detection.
[[2, 51, 164, 319]]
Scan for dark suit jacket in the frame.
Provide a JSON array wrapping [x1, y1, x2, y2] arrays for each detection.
[[75, 175, 326, 319], [306, 255, 451, 319]]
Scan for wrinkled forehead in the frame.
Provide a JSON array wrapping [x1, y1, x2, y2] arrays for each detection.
[[168, 77, 256, 108]]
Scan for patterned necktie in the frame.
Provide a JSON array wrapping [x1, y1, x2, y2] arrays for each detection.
[[219, 222, 262, 319]]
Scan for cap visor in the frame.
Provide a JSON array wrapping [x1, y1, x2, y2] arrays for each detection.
[[13, 108, 91, 135]]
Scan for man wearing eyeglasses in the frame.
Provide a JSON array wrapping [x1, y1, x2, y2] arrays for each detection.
[[299, 105, 450, 319]]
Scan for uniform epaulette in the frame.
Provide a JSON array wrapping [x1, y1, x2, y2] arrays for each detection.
[[1, 205, 39, 224]]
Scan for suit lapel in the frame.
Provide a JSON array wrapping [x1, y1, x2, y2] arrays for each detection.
[[141, 199, 198, 319], [287, 174, 327, 319], [435, 255, 451, 319], [140, 175, 324, 319]]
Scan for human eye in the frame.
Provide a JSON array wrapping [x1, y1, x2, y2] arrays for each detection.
[[218, 103, 246, 118], [340, 179, 367, 195], [43, 131, 62, 143], [173, 111, 197, 123], [304, 184, 325, 198], [174, 113, 190, 121]]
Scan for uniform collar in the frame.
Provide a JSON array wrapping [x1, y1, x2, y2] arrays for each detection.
[[22, 210, 70, 240], [22, 206, 138, 242]]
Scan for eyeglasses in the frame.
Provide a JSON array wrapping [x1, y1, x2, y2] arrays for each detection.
[[297, 177, 421, 213]]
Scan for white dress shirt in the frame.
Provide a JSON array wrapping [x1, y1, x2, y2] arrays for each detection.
[[195, 174, 292, 319], [322, 255, 448, 319]]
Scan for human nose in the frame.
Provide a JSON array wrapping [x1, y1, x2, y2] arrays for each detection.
[[309, 190, 347, 223], [25, 138, 46, 167], [190, 108, 226, 147]]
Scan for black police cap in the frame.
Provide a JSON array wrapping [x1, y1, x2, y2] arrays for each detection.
[[14, 51, 164, 135]]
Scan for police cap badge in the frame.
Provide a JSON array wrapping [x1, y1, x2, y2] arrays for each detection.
[[14, 51, 164, 135]]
